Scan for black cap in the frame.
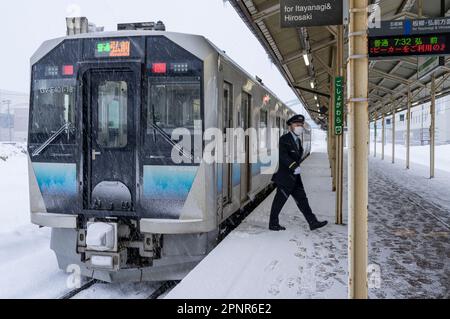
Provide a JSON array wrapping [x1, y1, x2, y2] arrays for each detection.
[[287, 114, 305, 125]]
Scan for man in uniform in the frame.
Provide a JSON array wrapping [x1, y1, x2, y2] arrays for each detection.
[[269, 114, 328, 231]]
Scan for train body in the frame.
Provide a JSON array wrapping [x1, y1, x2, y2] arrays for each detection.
[[28, 29, 311, 282]]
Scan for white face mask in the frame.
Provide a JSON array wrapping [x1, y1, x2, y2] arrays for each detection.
[[294, 127, 304, 136]]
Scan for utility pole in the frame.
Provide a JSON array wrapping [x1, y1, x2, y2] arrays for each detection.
[[1, 99, 12, 142], [7, 100, 12, 141], [348, 0, 369, 299], [406, 88, 411, 169], [430, 74, 436, 179], [392, 109, 396, 164], [335, 24, 344, 225]]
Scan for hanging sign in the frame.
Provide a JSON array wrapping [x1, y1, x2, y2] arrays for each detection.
[[281, 0, 343, 28]]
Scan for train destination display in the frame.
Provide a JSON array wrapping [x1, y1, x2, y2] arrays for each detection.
[[369, 34, 449, 58], [95, 40, 131, 57]]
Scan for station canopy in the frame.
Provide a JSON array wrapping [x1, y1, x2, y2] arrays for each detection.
[[229, 0, 450, 129]]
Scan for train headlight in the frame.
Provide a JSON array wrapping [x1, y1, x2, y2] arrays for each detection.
[[90, 255, 114, 269], [86, 222, 117, 252]]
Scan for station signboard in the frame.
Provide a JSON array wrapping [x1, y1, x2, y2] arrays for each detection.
[[280, 0, 343, 28], [369, 18, 450, 58], [334, 76, 344, 136], [369, 18, 450, 37]]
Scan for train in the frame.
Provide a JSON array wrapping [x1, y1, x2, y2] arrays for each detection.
[[28, 21, 312, 282]]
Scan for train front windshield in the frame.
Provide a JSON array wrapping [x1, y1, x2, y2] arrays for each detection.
[[30, 79, 76, 146]]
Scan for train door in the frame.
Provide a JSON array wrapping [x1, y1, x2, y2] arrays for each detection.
[[240, 92, 251, 203], [222, 83, 233, 207], [83, 70, 137, 211]]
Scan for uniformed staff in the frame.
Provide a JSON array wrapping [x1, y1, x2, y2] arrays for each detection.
[[269, 114, 328, 231]]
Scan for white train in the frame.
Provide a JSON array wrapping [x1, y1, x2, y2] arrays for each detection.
[[27, 22, 312, 282]]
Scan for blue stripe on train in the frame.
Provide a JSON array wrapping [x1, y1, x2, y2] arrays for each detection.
[[232, 163, 241, 186], [32, 163, 77, 195], [143, 166, 198, 200]]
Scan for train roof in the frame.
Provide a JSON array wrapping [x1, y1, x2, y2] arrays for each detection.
[[31, 30, 295, 116]]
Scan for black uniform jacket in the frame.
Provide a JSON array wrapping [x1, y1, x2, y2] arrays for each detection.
[[271, 132, 304, 191]]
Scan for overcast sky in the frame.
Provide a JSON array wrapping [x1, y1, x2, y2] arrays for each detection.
[[0, 0, 303, 112]]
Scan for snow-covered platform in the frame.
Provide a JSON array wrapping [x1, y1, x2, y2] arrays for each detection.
[[166, 148, 348, 299]]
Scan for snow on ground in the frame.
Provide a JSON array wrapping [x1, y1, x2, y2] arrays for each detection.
[[0, 143, 159, 299], [368, 155, 450, 299], [0, 143, 30, 233], [72, 282, 160, 299], [167, 146, 349, 299], [167, 131, 449, 299], [1, 135, 448, 299], [0, 143, 73, 298]]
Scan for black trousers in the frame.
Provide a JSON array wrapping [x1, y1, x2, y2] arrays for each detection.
[[269, 175, 318, 227]]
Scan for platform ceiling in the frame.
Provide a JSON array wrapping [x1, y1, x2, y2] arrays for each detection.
[[229, 0, 450, 129]]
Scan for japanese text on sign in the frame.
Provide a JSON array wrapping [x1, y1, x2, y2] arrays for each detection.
[[96, 40, 131, 58], [369, 34, 448, 58], [334, 76, 344, 136]]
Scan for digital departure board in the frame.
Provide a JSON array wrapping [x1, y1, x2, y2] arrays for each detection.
[[369, 34, 450, 58], [95, 40, 131, 58]]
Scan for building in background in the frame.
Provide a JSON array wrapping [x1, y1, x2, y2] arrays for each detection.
[[373, 95, 450, 146], [0, 90, 29, 142]]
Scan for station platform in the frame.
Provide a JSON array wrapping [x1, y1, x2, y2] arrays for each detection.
[[166, 142, 450, 299], [367, 154, 450, 299], [166, 147, 349, 299]]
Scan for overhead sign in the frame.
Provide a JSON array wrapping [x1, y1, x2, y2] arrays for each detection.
[[417, 56, 445, 79], [369, 18, 450, 37], [369, 34, 450, 58], [280, 0, 343, 28], [334, 76, 344, 136]]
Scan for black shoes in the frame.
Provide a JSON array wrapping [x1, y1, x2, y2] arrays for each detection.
[[269, 224, 286, 231], [269, 221, 328, 231], [309, 220, 328, 231]]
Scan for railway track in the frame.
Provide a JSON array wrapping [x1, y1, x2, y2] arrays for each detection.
[[59, 279, 100, 299], [58, 279, 179, 299], [56, 179, 281, 300], [147, 280, 179, 299]]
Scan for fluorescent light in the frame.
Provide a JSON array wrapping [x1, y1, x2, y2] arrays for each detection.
[[310, 81, 315, 89], [303, 53, 310, 66], [314, 95, 318, 100]]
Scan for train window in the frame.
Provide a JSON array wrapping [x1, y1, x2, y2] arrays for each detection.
[[146, 77, 202, 164], [97, 81, 128, 148], [276, 117, 281, 137], [223, 82, 233, 132], [148, 78, 201, 132], [241, 92, 251, 130], [260, 110, 268, 148], [30, 79, 76, 145]]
